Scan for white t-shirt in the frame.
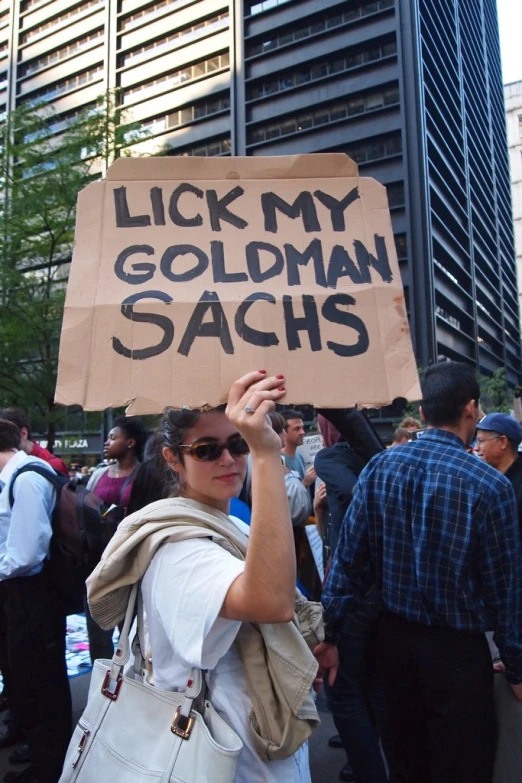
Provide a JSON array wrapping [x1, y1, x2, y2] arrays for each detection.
[[141, 517, 310, 783]]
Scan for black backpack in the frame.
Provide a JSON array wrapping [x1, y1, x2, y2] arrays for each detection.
[[8, 464, 108, 615]]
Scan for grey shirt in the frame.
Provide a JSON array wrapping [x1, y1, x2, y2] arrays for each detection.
[[282, 452, 306, 480]]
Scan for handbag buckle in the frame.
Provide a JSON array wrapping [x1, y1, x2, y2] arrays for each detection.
[[171, 707, 195, 740], [101, 670, 123, 701]]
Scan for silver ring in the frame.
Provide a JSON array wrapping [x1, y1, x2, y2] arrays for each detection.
[[244, 405, 256, 415]]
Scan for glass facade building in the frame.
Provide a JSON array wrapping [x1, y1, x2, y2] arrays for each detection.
[[1, 0, 519, 381]]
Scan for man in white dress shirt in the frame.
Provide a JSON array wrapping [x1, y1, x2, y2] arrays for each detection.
[[0, 419, 71, 783]]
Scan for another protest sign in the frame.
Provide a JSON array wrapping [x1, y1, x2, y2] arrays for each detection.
[[298, 434, 324, 469]]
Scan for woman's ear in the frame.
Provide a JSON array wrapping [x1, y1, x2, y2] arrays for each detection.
[[127, 437, 136, 451], [162, 446, 180, 473]]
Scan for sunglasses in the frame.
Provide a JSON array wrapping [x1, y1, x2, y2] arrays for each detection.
[[178, 435, 250, 462]]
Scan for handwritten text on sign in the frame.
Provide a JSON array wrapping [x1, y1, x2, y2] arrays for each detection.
[[111, 184, 393, 360]]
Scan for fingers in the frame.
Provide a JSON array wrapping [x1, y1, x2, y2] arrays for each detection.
[[226, 372, 286, 419], [227, 371, 267, 408], [227, 371, 284, 409], [312, 677, 323, 694], [242, 388, 284, 417], [328, 664, 339, 688]]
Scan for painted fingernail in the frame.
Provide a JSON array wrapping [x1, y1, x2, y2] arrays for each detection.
[[276, 374, 285, 380], [258, 369, 266, 373], [278, 387, 286, 391]]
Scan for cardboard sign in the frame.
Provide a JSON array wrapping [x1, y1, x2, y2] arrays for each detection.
[[55, 154, 420, 413], [298, 434, 324, 469]]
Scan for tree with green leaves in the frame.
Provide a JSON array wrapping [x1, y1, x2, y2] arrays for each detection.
[[478, 368, 513, 414], [0, 93, 145, 449]]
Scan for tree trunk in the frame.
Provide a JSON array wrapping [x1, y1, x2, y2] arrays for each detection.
[[46, 417, 56, 454]]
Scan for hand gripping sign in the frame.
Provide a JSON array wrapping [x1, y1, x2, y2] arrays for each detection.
[[55, 154, 420, 413]]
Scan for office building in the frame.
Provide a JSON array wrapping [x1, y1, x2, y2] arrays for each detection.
[[1, 0, 519, 385], [505, 80, 522, 320]]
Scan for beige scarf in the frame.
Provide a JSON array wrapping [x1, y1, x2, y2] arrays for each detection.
[[87, 497, 323, 761]]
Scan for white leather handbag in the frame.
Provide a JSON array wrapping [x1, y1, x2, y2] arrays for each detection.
[[59, 584, 243, 783]]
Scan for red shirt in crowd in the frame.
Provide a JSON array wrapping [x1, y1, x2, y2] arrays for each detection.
[[29, 442, 69, 477]]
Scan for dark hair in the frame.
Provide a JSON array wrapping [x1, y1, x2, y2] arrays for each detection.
[[160, 405, 227, 462], [0, 408, 31, 440], [281, 409, 303, 430], [143, 429, 164, 462], [112, 415, 148, 461], [0, 419, 22, 452], [127, 431, 177, 516], [420, 362, 480, 427], [268, 411, 286, 435]]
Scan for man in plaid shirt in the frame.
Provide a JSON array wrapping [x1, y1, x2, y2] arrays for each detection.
[[320, 362, 522, 783]]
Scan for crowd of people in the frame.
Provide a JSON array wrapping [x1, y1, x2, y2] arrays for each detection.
[[0, 362, 520, 782]]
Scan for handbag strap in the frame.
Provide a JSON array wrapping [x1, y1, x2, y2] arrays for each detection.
[[116, 464, 139, 505], [103, 582, 206, 722]]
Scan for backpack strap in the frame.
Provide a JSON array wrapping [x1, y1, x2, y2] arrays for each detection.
[[8, 463, 65, 508]]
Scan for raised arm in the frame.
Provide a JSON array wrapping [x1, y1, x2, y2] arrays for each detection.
[[220, 371, 296, 624]]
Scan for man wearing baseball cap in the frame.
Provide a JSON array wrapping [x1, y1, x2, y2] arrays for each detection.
[[476, 413, 522, 535]]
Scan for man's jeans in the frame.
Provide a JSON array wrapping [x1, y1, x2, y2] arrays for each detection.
[[325, 588, 390, 783]]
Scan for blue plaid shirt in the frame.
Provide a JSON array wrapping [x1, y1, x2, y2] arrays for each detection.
[[323, 429, 522, 683]]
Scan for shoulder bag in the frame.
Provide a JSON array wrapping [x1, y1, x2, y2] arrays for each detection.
[[59, 583, 243, 783]]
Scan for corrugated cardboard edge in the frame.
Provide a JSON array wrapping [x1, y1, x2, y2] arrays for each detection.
[[55, 182, 105, 407], [106, 153, 359, 181]]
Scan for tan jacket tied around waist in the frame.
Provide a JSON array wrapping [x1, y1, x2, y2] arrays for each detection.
[[86, 496, 323, 761]]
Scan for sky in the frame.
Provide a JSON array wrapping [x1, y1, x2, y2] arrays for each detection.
[[497, 0, 522, 85]]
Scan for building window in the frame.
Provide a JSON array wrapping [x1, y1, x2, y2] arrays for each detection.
[[21, 0, 46, 10], [477, 335, 494, 353], [247, 0, 394, 55], [141, 93, 230, 136], [435, 305, 461, 330], [167, 137, 231, 156], [19, 0, 103, 45], [476, 300, 491, 317], [121, 52, 229, 105], [21, 64, 103, 102], [387, 181, 405, 208], [394, 233, 407, 259], [434, 259, 459, 287], [19, 29, 104, 77], [121, 0, 196, 31], [247, 84, 399, 145], [246, 0, 393, 16], [519, 114, 522, 141], [247, 0, 292, 16], [247, 39, 397, 101], [121, 13, 229, 68]]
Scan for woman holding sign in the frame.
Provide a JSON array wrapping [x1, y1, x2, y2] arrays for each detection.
[[85, 371, 329, 783]]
